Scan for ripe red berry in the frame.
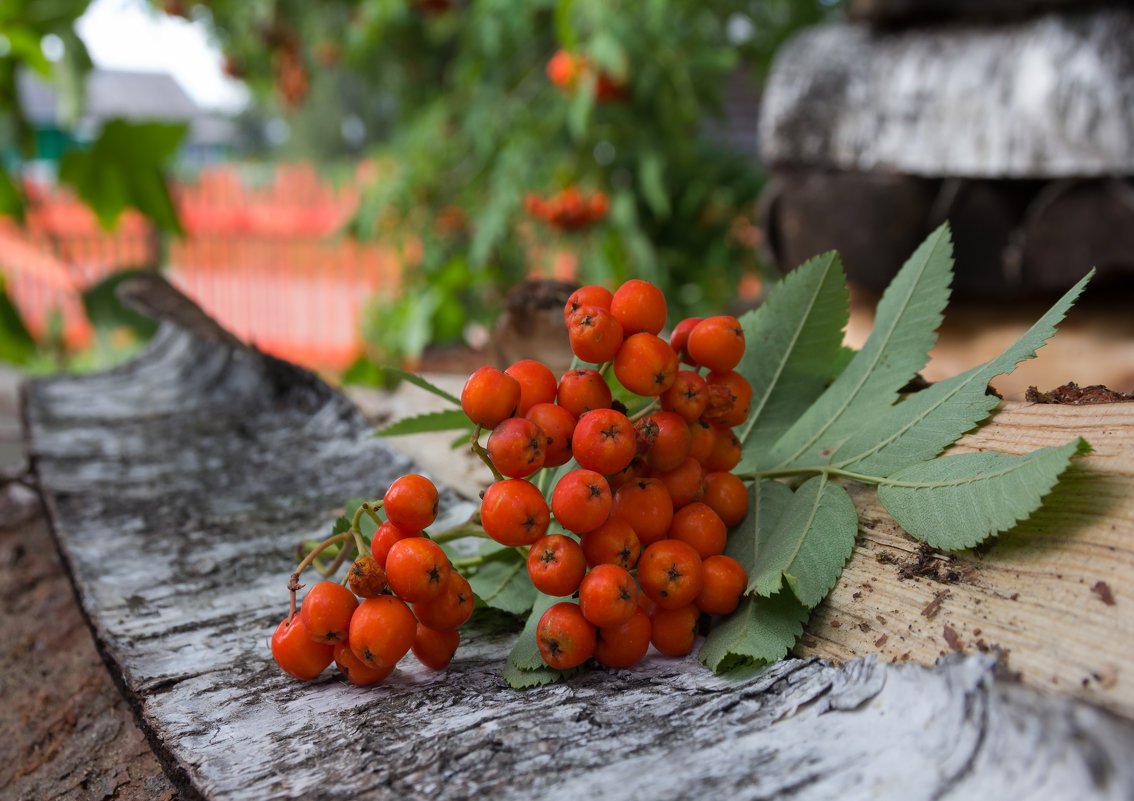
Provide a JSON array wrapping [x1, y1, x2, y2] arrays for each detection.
[[642, 411, 693, 472], [526, 534, 588, 596], [568, 305, 624, 364], [412, 623, 461, 670], [695, 555, 748, 616], [594, 607, 652, 668], [349, 595, 417, 668], [609, 278, 667, 336], [412, 570, 474, 630], [638, 538, 704, 610], [537, 602, 597, 669], [610, 477, 674, 547], [370, 519, 418, 569], [612, 332, 678, 396], [564, 284, 614, 321], [462, 366, 521, 429], [702, 471, 749, 527], [668, 316, 703, 366], [702, 423, 742, 473], [667, 501, 727, 559], [649, 604, 700, 657], [299, 580, 360, 644], [550, 469, 612, 534], [334, 640, 396, 686], [556, 368, 612, 418], [385, 537, 452, 603], [687, 315, 745, 373], [480, 478, 550, 547], [487, 417, 547, 478], [383, 474, 440, 531], [580, 517, 641, 570], [654, 456, 704, 510], [704, 370, 753, 427], [572, 408, 637, 475], [272, 615, 335, 680], [578, 564, 639, 628], [660, 370, 709, 422], [348, 555, 388, 598], [525, 402, 576, 467], [505, 359, 558, 417]]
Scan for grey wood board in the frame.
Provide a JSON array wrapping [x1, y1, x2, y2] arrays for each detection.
[[760, 8, 1134, 177], [24, 325, 1134, 801]]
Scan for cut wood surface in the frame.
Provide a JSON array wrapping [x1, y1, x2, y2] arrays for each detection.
[[24, 324, 1134, 800]]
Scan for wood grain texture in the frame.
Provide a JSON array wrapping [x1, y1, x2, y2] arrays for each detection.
[[759, 8, 1134, 177], [24, 325, 1134, 800]]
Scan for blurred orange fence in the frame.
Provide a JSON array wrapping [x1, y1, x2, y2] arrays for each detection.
[[0, 164, 401, 370]]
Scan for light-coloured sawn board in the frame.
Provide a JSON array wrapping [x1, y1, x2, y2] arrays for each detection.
[[794, 400, 1134, 717]]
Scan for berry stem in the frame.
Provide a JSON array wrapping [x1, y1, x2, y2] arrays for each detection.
[[430, 521, 492, 544], [287, 531, 351, 622], [452, 547, 526, 571], [629, 398, 660, 421], [469, 425, 505, 482]]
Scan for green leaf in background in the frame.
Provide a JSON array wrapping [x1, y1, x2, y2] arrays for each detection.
[[344, 497, 380, 538], [766, 224, 954, 470], [833, 271, 1094, 477], [0, 277, 36, 365], [638, 151, 671, 219], [725, 478, 794, 581], [699, 589, 810, 673], [379, 366, 463, 406], [81, 269, 160, 338], [376, 409, 471, 438], [734, 250, 850, 472], [748, 476, 858, 608], [0, 165, 26, 222], [58, 119, 185, 234], [467, 543, 537, 615], [877, 439, 1091, 551]]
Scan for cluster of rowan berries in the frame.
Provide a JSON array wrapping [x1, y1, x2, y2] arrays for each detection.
[[524, 187, 610, 231], [545, 49, 626, 102], [271, 474, 474, 685], [463, 278, 752, 671]]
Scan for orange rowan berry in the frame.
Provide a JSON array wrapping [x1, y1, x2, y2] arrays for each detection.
[[383, 474, 440, 531], [668, 501, 727, 559], [638, 538, 704, 610], [568, 306, 624, 364], [556, 368, 612, 419], [704, 370, 753, 427], [412, 623, 461, 670], [334, 639, 396, 685], [607, 456, 650, 492], [537, 602, 597, 670], [272, 615, 335, 680], [654, 456, 704, 510], [370, 519, 418, 569], [687, 315, 745, 373], [565, 284, 614, 321], [668, 316, 703, 366], [580, 516, 641, 570], [480, 479, 550, 547], [525, 402, 576, 467], [572, 408, 637, 476], [642, 411, 693, 472], [649, 604, 700, 657], [609, 278, 667, 336], [594, 607, 652, 668], [578, 564, 639, 627], [610, 477, 674, 547], [348, 555, 387, 598], [612, 332, 678, 396], [461, 366, 521, 429], [703, 423, 742, 473], [299, 580, 359, 644], [660, 370, 709, 422], [349, 595, 417, 668], [385, 537, 451, 603], [695, 555, 748, 616], [486, 417, 547, 478], [551, 468, 612, 534], [688, 418, 716, 464], [702, 471, 750, 527], [412, 570, 474, 630], [505, 359, 558, 417], [526, 534, 588, 596]]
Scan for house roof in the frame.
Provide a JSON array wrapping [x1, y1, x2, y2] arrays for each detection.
[[18, 68, 201, 127]]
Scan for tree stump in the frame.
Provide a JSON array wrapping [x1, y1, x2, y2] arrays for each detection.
[[23, 321, 1134, 800]]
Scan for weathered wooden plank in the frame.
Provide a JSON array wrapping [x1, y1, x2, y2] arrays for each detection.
[[847, 0, 1131, 24], [760, 8, 1134, 177], [25, 324, 1134, 801]]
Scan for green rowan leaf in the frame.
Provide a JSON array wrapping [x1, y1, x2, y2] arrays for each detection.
[[734, 250, 850, 471], [877, 438, 1090, 551], [375, 409, 471, 437], [699, 589, 810, 673], [765, 225, 953, 470], [833, 271, 1093, 476], [504, 593, 577, 688], [724, 478, 794, 579], [467, 544, 537, 615], [379, 367, 462, 406], [748, 476, 858, 608]]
